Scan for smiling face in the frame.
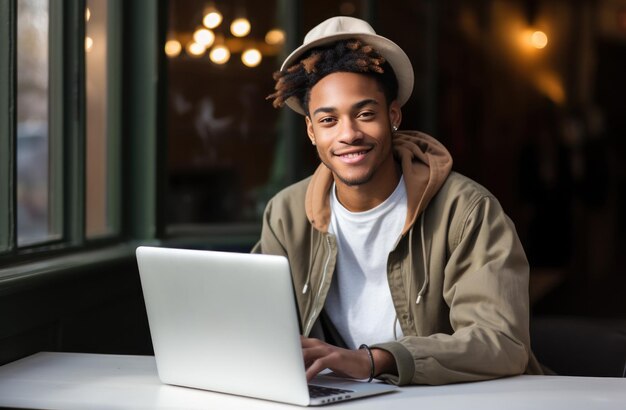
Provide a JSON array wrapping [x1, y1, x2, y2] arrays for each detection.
[[305, 71, 402, 201]]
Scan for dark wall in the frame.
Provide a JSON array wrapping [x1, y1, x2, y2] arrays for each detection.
[[0, 257, 153, 366]]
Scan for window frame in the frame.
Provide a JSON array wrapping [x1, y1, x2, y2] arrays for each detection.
[[0, 0, 16, 255], [0, 0, 162, 288]]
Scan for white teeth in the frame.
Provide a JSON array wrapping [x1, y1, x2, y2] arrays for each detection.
[[342, 151, 366, 158]]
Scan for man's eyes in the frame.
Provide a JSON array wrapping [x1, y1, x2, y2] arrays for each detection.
[[318, 117, 336, 124], [316, 111, 376, 124]]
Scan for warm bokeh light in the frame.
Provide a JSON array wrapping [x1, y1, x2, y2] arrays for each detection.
[[230, 18, 251, 37], [519, 29, 550, 54], [85, 36, 93, 52], [241, 48, 262, 67], [193, 27, 215, 47], [530, 30, 548, 49], [203, 9, 223, 29], [265, 29, 285, 45], [186, 42, 206, 57], [85, 7, 91, 22], [164, 39, 182, 57], [209, 45, 230, 64]]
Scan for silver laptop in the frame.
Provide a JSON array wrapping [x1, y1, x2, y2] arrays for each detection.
[[136, 246, 397, 406]]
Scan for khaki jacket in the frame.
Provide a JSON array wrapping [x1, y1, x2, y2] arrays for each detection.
[[253, 131, 543, 385]]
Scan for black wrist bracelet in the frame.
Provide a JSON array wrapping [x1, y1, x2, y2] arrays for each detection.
[[359, 344, 375, 382]]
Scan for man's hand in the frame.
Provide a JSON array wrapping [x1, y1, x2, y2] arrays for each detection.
[[301, 336, 398, 382]]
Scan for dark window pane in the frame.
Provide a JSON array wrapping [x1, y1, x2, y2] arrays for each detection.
[[166, 0, 286, 225]]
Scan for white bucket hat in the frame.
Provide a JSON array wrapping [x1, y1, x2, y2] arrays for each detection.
[[280, 16, 414, 115]]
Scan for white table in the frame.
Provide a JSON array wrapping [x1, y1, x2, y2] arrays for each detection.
[[0, 352, 624, 409]]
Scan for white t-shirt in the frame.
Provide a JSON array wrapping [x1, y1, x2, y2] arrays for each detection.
[[325, 176, 406, 349]]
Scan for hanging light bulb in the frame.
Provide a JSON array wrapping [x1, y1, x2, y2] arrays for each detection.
[[522, 29, 549, 50], [186, 42, 206, 58], [242, 48, 262, 67], [193, 27, 215, 48], [230, 17, 251, 37], [202, 6, 223, 29], [265, 28, 285, 45], [210, 44, 230, 64], [164, 38, 182, 57], [530, 30, 548, 49]]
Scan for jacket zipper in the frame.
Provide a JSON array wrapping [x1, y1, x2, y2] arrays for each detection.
[[304, 235, 332, 335]]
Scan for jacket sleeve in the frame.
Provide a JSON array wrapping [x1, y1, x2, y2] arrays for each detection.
[[373, 194, 533, 385]]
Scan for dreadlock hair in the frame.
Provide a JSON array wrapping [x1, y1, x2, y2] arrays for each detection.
[[267, 39, 399, 116]]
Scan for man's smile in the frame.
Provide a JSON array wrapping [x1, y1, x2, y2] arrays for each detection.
[[334, 147, 373, 163]]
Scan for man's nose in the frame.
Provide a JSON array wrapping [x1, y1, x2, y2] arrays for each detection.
[[338, 119, 363, 144]]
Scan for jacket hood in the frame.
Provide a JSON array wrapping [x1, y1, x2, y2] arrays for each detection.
[[305, 131, 453, 234]]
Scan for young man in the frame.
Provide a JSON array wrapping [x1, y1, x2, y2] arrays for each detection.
[[254, 16, 543, 385]]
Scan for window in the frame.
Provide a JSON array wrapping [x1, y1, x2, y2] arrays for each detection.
[[0, 0, 124, 262]]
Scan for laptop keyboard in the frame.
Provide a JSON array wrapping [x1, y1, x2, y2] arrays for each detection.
[[308, 384, 354, 399]]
